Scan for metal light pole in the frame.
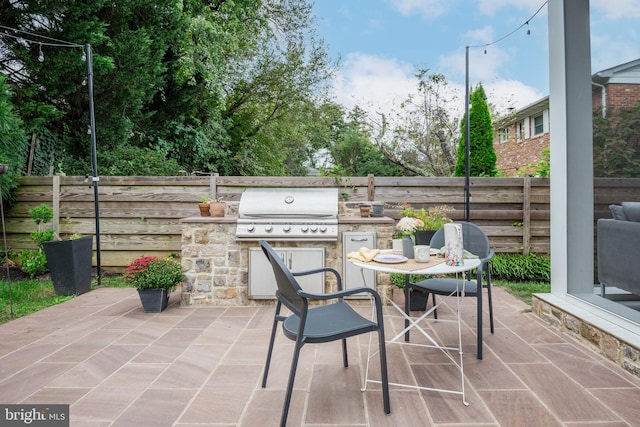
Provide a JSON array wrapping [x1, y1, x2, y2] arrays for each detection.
[[86, 44, 102, 286], [464, 46, 471, 222]]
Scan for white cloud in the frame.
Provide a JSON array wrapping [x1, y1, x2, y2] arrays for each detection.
[[591, 31, 640, 73], [330, 51, 541, 122], [592, 0, 640, 19], [484, 80, 544, 113], [438, 27, 513, 83], [477, 0, 549, 16], [388, 0, 451, 19], [331, 53, 417, 114]]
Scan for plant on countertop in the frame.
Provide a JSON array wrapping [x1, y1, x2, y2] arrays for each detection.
[[401, 205, 454, 231], [123, 255, 183, 291], [394, 216, 423, 240]]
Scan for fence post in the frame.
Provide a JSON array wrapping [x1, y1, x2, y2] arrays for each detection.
[[51, 175, 60, 237], [523, 176, 531, 255], [367, 174, 375, 201], [211, 173, 218, 200]]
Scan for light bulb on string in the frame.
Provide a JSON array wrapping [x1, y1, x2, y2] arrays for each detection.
[[526, 21, 531, 35], [38, 44, 44, 62], [81, 50, 86, 61]]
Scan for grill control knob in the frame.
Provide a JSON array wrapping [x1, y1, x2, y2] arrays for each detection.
[[310, 225, 318, 232], [265, 225, 273, 232], [301, 225, 309, 232], [319, 226, 327, 233], [283, 225, 291, 232], [247, 225, 255, 232]]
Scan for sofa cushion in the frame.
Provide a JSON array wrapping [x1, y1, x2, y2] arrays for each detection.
[[622, 202, 640, 222], [610, 204, 629, 221]]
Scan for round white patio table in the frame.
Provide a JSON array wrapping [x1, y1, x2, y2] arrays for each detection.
[[351, 252, 481, 406]]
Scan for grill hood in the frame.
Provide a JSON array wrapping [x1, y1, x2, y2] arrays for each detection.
[[238, 188, 338, 219]]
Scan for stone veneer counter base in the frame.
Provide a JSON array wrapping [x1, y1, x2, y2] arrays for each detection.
[[179, 216, 394, 307]]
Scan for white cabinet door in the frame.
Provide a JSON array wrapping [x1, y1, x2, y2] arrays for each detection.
[[249, 247, 324, 299], [343, 232, 376, 294]]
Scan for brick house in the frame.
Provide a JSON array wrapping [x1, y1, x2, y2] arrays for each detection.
[[494, 57, 640, 176]]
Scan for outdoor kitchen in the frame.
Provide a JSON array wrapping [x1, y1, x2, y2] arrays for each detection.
[[179, 187, 394, 307]]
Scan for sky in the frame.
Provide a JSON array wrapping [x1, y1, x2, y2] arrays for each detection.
[[311, 0, 640, 117]]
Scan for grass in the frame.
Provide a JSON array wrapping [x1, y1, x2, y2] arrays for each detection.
[[0, 280, 74, 324], [0, 274, 132, 325], [493, 280, 550, 306]]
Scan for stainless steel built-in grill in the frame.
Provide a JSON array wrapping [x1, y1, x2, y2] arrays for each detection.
[[235, 188, 339, 241]]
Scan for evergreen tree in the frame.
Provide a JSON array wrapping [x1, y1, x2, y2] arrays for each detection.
[[455, 84, 497, 177], [0, 74, 27, 202]]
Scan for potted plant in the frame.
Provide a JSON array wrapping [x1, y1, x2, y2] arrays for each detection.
[[19, 203, 93, 296], [123, 255, 183, 312], [402, 205, 454, 246], [394, 216, 423, 258], [199, 195, 225, 217], [199, 195, 212, 216], [371, 201, 385, 217], [209, 197, 225, 217]]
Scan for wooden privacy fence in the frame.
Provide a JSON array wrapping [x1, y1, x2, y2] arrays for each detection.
[[3, 175, 638, 272]]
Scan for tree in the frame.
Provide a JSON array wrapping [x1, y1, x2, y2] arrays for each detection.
[[455, 84, 497, 177], [593, 103, 640, 177], [0, 0, 337, 177], [0, 74, 27, 203], [368, 69, 460, 176]]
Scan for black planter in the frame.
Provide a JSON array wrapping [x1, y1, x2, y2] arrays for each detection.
[[409, 289, 429, 311], [137, 288, 170, 313], [414, 230, 436, 246], [43, 236, 93, 296]]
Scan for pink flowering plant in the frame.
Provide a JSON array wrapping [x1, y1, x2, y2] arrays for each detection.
[[123, 255, 183, 291]]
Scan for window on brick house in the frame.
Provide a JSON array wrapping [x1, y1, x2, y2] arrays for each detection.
[[516, 121, 524, 141], [533, 114, 544, 135], [499, 128, 508, 143]]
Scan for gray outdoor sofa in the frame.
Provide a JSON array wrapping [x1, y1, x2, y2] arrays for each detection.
[[597, 202, 640, 297]]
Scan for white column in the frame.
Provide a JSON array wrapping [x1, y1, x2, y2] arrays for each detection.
[[548, 0, 594, 295]]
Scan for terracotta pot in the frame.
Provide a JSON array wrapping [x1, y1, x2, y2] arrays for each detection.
[[359, 204, 371, 217], [198, 203, 211, 216], [209, 202, 225, 217]]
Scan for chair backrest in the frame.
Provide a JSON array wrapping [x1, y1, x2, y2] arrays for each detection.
[[260, 240, 306, 315], [430, 222, 491, 259]]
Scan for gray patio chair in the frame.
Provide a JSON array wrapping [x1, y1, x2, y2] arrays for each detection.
[[259, 240, 390, 427], [409, 222, 495, 360]]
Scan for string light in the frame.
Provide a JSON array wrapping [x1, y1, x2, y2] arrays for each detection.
[[38, 43, 44, 62], [468, 1, 547, 50]]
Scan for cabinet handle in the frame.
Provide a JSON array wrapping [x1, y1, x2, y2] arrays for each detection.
[[351, 237, 369, 242]]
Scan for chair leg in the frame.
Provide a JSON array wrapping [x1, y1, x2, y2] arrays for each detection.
[[281, 336, 304, 427], [486, 280, 494, 333], [342, 339, 349, 367], [476, 283, 483, 360], [262, 301, 282, 388], [431, 293, 438, 319], [377, 328, 391, 414]]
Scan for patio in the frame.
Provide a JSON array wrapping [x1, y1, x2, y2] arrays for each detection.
[[1, 286, 640, 426]]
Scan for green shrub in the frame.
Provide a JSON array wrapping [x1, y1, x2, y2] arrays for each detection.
[[490, 253, 550, 283], [18, 249, 48, 278]]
